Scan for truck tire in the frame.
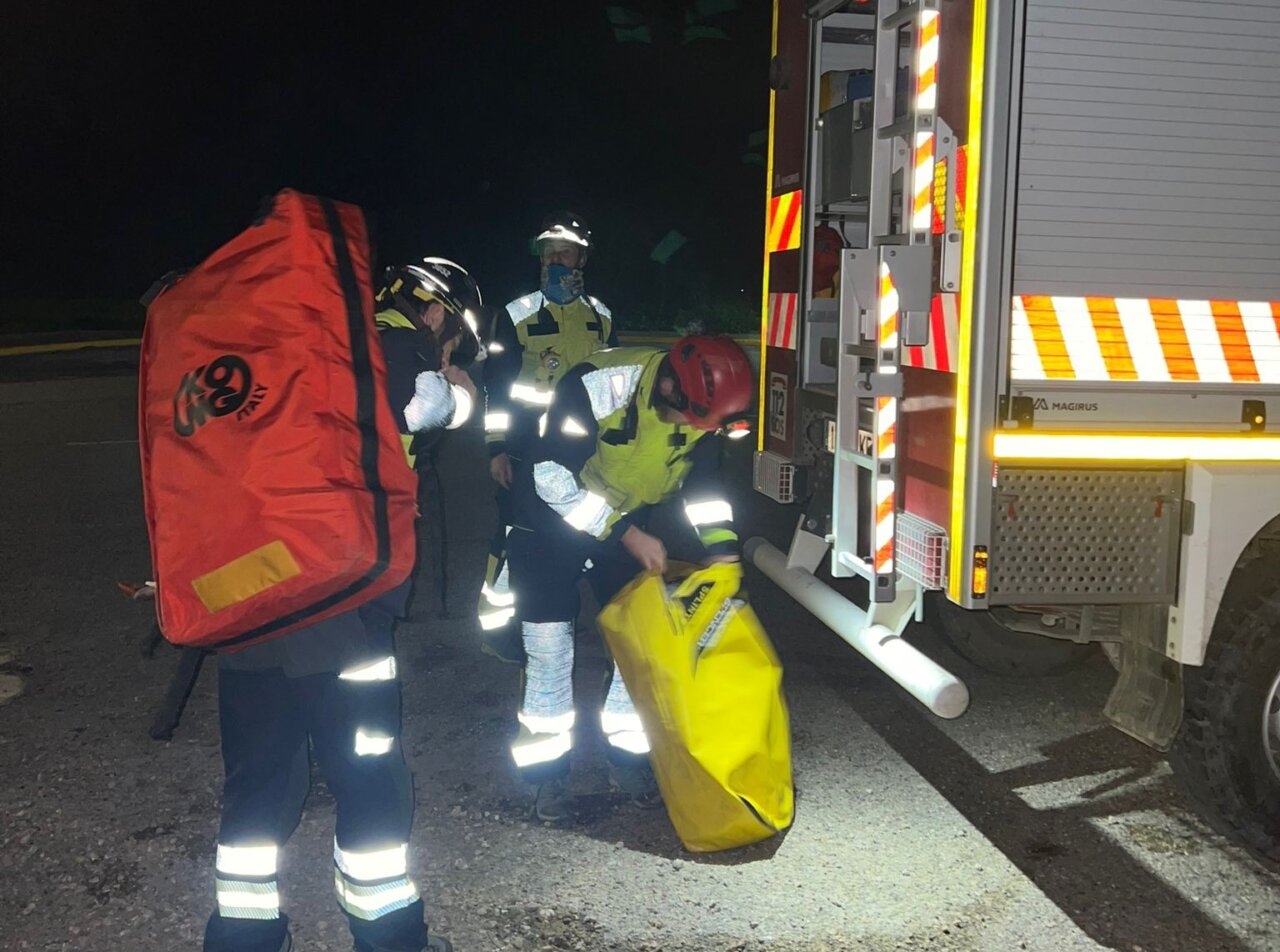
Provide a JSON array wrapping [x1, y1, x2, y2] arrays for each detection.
[[925, 594, 1095, 677], [1169, 562, 1280, 864]]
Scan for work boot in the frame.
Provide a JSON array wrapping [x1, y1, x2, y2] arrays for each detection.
[[609, 762, 663, 810], [533, 778, 575, 823]]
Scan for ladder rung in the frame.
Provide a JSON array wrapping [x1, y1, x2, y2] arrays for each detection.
[[877, 117, 915, 141], [880, 2, 921, 30], [838, 448, 875, 470], [837, 550, 876, 580]]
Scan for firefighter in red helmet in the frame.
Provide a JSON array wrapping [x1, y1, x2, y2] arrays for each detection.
[[503, 336, 754, 821]]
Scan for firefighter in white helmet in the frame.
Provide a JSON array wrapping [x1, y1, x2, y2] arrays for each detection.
[[477, 211, 618, 661]]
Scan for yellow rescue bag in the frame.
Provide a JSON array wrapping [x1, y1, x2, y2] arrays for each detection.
[[597, 561, 794, 852]]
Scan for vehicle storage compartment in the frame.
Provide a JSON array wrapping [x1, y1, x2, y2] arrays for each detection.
[[987, 465, 1184, 605], [1006, 0, 1280, 432]]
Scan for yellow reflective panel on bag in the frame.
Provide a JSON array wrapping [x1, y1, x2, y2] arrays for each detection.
[[597, 561, 794, 852]]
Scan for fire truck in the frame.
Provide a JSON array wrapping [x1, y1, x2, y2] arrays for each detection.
[[745, 0, 1280, 863]]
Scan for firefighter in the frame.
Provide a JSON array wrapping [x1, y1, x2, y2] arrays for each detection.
[[477, 212, 618, 662], [506, 336, 754, 822], [203, 261, 480, 952], [376, 258, 485, 467]]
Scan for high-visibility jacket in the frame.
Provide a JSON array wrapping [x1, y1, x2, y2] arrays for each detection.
[[483, 291, 617, 460], [517, 347, 738, 557]]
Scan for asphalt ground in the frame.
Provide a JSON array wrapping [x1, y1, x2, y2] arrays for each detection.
[[2, 359, 1279, 951]]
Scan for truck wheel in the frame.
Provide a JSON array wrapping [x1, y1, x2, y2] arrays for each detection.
[[1169, 563, 1280, 864], [925, 594, 1095, 677]]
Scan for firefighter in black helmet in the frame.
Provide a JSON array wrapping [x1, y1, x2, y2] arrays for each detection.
[[375, 259, 484, 467], [204, 259, 477, 952], [476, 212, 619, 660]]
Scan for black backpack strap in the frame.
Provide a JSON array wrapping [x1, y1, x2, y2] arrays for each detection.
[[139, 269, 189, 308]]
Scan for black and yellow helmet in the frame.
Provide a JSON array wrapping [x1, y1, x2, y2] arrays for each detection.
[[376, 258, 485, 366], [376, 258, 481, 320]]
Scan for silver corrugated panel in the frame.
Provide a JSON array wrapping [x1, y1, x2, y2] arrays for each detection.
[[1014, 0, 1280, 299]]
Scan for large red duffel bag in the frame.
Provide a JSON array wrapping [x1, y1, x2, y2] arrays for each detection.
[[138, 189, 418, 650]]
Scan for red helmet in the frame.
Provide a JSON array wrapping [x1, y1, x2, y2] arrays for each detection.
[[667, 335, 754, 432]]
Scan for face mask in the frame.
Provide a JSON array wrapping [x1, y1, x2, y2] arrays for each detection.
[[541, 263, 584, 305]]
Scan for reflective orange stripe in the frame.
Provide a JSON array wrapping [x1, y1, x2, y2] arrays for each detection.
[[876, 491, 894, 527], [1210, 300, 1259, 383], [1085, 297, 1137, 381], [777, 193, 801, 250], [1021, 296, 1073, 379], [767, 191, 803, 253], [912, 133, 935, 229], [877, 420, 895, 458], [879, 266, 898, 345], [1012, 295, 1280, 383], [916, 12, 939, 100], [1149, 299, 1198, 381]]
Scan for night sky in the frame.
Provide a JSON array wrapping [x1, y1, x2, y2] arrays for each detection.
[[1, 0, 772, 327]]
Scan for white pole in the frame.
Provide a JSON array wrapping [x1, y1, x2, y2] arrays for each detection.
[[746, 539, 970, 719]]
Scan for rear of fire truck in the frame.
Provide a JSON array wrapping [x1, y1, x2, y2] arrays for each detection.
[[747, 0, 1280, 864]]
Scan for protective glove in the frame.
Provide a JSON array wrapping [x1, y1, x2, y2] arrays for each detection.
[[404, 370, 474, 433]]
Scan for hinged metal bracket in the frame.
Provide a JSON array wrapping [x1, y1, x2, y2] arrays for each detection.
[[940, 231, 962, 293], [840, 249, 880, 344], [881, 245, 933, 315], [881, 244, 933, 347]]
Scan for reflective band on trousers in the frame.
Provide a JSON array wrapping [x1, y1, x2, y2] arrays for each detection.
[[510, 383, 553, 407], [334, 841, 409, 881], [605, 729, 651, 755], [217, 879, 281, 920], [481, 582, 515, 608], [479, 606, 515, 630], [684, 499, 733, 527], [512, 710, 575, 768], [334, 872, 421, 921], [519, 710, 576, 735], [216, 843, 281, 921], [561, 416, 589, 437], [216, 843, 278, 877], [339, 656, 397, 682], [600, 710, 651, 754], [512, 729, 574, 767], [354, 729, 394, 756], [333, 839, 419, 922]]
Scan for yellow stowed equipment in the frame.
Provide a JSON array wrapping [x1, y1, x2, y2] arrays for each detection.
[[597, 561, 794, 852]]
